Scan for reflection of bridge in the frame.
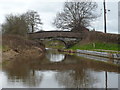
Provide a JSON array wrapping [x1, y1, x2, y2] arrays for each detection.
[[32, 54, 120, 73], [28, 31, 83, 48]]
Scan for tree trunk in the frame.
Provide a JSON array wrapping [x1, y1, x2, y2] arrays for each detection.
[[32, 24, 34, 33]]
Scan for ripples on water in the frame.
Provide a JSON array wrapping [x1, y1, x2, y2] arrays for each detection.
[[1, 49, 120, 88]]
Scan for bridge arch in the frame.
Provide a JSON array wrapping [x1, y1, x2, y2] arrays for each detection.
[[28, 31, 83, 48], [46, 38, 67, 48]]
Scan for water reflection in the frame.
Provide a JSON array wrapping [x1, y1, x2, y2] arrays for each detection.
[[55, 69, 96, 88], [1, 69, 119, 88], [2, 57, 44, 87], [46, 49, 65, 62], [1, 49, 120, 88], [77, 53, 120, 65]]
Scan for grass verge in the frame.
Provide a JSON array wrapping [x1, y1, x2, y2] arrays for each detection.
[[70, 42, 119, 51]]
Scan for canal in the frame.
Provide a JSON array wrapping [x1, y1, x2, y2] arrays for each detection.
[[1, 48, 120, 88]]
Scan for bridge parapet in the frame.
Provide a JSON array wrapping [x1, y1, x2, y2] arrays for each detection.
[[28, 31, 82, 39]]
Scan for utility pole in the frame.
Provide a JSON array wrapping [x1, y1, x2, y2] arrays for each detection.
[[104, 1, 108, 89], [103, 0, 107, 33], [105, 71, 108, 90]]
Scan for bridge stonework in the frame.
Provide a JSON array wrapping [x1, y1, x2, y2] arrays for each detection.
[[28, 31, 83, 48]]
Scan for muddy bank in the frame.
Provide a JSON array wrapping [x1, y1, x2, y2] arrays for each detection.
[[2, 34, 45, 52], [2, 48, 44, 62], [2, 34, 45, 63]]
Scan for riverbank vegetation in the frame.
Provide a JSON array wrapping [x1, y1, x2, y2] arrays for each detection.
[[70, 42, 119, 51], [2, 34, 45, 64], [70, 31, 119, 50], [1, 10, 45, 64], [64, 31, 120, 54]]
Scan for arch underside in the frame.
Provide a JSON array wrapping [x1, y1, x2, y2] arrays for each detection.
[[41, 38, 79, 48]]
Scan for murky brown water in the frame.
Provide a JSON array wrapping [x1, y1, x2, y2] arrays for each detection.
[[1, 48, 120, 88]]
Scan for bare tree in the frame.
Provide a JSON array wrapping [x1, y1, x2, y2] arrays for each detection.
[[2, 14, 29, 36], [53, 1, 98, 32], [2, 10, 43, 36], [24, 10, 43, 33]]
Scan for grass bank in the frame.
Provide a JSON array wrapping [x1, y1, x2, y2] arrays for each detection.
[[69, 42, 119, 52]]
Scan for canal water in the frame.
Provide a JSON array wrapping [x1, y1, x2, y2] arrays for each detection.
[[0, 48, 120, 88]]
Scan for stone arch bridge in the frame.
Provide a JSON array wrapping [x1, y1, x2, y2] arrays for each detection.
[[28, 31, 83, 48]]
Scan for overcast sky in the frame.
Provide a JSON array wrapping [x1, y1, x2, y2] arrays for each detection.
[[0, 0, 119, 34]]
